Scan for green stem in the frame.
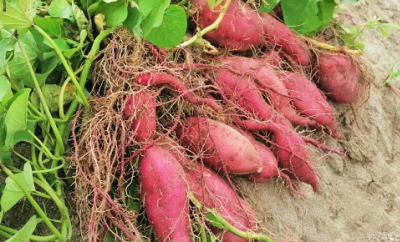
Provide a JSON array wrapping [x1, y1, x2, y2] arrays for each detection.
[[0, 225, 57, 241], [32, 190, 52, 199], [33, 25, 89, 107], [59, 66, 84, 119], [0, 165, 65, 242], [28, 102, 47, 119], [177, 0, 189, 6], [56, 27, 115, 151], [26, 130, 62, 161], [17, 38, 65, 155], [177, 0, 232, 48]]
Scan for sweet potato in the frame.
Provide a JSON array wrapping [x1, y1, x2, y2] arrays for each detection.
[[191, 0, 264, 51], [316, 53, 363, 103], [235, 120, 320, 191], [279, 71, 342, 139], [124, 91, 157, 142], [140, 146, 191, 242], [135, 72, 221, 111], [260, 13, 311, 66], [184, 163, 258, 242], [264, 50, 282, 68], [191, 0, 310, 65], [218, 56, 317, 127], [175, 117, 263, 175]]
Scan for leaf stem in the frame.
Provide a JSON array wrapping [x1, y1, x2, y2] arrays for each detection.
[[0, 164, 65, 242], [177, 0, 232, 48], [33, 25, 89, 107], [300, 36, 363, 55], [0, 224, 57, 241], [17, 38, 65, 154]]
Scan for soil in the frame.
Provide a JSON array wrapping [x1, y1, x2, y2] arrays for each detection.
[[237, 0, 400, 241]]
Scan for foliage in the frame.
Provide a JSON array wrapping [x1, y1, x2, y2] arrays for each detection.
[[260, 0, 359, 35]]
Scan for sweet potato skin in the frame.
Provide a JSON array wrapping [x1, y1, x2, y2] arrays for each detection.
[[316, 53, 362, 103], [260, 13, 311, 66], [140, 146, 191, 242], [124, 91, 157, 142], [191, 0, 264, 51], [184, 163, 258, 242], [279, 71, 342, 139], [176, 117, 263, 175]]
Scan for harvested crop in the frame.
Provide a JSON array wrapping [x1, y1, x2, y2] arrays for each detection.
[[316, 53, 363, 103], [185, 163, 258, 242], [279, 71, 342, 139], [140, 146, 191, 242], [176, 117, 263, 175], [124, 91, 157, 142]]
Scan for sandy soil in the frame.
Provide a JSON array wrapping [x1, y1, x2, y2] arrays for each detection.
[[238, 1, 400, 241]]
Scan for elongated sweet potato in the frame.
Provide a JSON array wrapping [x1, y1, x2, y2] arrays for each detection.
[[235, 120, 320, 191], [140, 146, 191, 242], [135, 72, 221, 111], [184, 163, 258, 242], [218, 56, 317, 127], [316, 53, 363, 103], [260, 13, 311, 66], [124, 91, 157, 142], [279, 71, 342, 139], [191, 0, 310, 65], [175, 117, 263, 175]]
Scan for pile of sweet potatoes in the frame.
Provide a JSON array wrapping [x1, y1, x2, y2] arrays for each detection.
[[107, 0, 368, 241]]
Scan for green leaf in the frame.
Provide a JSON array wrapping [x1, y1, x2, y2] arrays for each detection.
[[1, 162, 35, 212], [1, 29, 17, 51], [33, 17, 62, 38], [5, 216, 38, 242], [0, 41, 7, 75], [145, 5, 187, 48], [0, 0, 35, 34], [259, 0, 280, 13], [30, 84, 75, 112], [97, 0, 128, 27], [123, 7, 142, 38], [139, 0, 170, 36], [281, 0, 337, 35], [4, 88, 30, 147], [206, 212, 224, 229], [48, 0, 74, 21], [43, 38, 70, 51], [7, 31, 40, 88], [0, 76, 13, 105]]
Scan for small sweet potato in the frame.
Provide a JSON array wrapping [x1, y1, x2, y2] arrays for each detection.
[[316, 53, 363, 103], [176, 117, 263, 175], [279, 71, 342, 139], [184, 163, 258, 242], [140, 146, 191, 242], [124, 91, 157, 142]]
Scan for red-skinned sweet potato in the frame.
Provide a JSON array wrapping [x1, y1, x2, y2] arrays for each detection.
[[135, 72, 221, 111], [235, 120, 321, 191], [279, 71, 342, 139], [191, 0, 310, 65], [124, 91, 157, 142], [184, 163, 258, 242], [140, 146, 191, 242], [316, 53, 363, 103], [191, 0, 264, 51], [175, 117, 263, 175], [217, 56, 317, 127], [260, 13, 311, 66]]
